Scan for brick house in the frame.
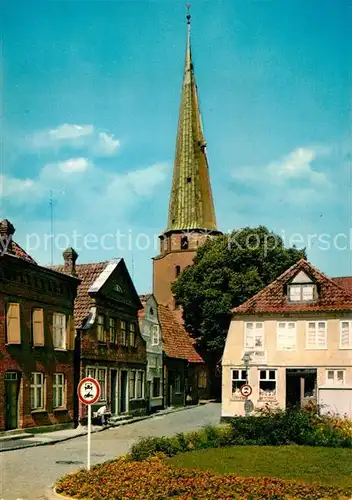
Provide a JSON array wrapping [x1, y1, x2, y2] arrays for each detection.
[[158, 304, 207, 406], [0, 220, 79, 431], [222, 259, 352, 419], [51, 251, 146, 424]]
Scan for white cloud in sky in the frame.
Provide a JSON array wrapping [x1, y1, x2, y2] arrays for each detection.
[[58, 157, 91, 173], [28, 124, 120, 157]]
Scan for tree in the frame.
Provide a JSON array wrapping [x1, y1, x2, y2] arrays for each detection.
[[172, 226, 306, 359]]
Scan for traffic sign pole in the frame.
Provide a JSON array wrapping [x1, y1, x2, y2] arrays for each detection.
[[87, 405, 91, 470]]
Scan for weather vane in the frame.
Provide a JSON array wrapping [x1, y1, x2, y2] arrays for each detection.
[[186, 3, 191, 24]]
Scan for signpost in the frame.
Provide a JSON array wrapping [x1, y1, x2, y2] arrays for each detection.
[[78, 377, 101, 470], [240, 384, 252, 398]]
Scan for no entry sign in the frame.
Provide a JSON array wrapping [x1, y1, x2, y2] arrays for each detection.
[[78, 377, 101, 405], [240, 384, 252, 398]]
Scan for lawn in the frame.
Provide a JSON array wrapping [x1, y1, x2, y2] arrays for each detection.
[[167, 445, 352, 489]]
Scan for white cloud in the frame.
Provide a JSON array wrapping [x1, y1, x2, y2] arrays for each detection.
[[58, 157, 91, 173], [0, 175, 37, 197], [29, 124, 120, 157]]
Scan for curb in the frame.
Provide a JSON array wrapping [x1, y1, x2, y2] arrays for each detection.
[[0, 403, 203, 453]]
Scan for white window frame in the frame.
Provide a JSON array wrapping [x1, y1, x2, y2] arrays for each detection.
[[53, 313, 66, 349], [151, 325, 160, 346], [129, 370, 136, 399], [289, 284, 315, 302], [53, 373, 65, 409], [340, 321, 352, 349], [277, 322, 296, 351], [231, 369, 247, 398], [326, 369, 346, 385], [121, 320, 127, 346], [97, 314, 105, 342], [244, 322, 264, 349], [136, 370, 144, 399], [259, 369, 277, 400], [129, 370, 144, 400], [109, 317, 117, 343], [306, 321, 327, 349], [30, 372, 45, 410], [129, 323, 136, 347], [85, 366, 107, 402]]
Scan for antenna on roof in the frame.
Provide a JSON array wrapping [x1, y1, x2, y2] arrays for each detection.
[[131, 251, 135, 282], [49, 190, 54, 265]]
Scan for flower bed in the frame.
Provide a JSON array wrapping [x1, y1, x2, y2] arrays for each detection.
[[56, 455, 351, 499]]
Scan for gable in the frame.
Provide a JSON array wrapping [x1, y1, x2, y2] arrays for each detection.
[[92, 259, 142, 310], [291, 271, 312, 283]]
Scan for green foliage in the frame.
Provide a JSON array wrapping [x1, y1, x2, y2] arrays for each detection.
[[171, 226, 306, 356]]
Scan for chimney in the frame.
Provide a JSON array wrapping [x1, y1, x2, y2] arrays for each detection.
[[63, 247, 78, 276], [0, 219, 15, 254]]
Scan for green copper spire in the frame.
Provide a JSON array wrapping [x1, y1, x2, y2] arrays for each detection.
[[166, 9, 218, 232]]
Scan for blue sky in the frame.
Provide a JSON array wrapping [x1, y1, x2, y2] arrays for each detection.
[[1, 0, 351, 293]]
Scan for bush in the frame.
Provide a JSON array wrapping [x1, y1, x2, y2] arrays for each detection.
[[56, 455, 351, 499]]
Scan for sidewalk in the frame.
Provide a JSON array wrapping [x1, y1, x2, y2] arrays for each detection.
[[0, 403, 204, 452]]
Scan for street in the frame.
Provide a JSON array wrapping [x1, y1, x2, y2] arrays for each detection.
[[0, 403, 220, 500]]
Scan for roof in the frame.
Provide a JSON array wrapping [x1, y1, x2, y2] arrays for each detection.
[[233, 258, 352, 315], [50, 262, 108, 327], [158, 304, 204, 363], [332, 276, 352, 294], [165, 14, 217, 233], [5, 241, 37, 264]]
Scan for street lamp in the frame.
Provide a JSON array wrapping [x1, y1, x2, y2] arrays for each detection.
[[241, 352, 252, 417]]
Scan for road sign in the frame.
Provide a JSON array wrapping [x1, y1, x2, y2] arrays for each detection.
[[240, 384, 252, 398], [78, 377, 101, 405], [77, 377, 101, 471]]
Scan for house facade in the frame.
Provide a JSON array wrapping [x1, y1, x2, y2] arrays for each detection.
[[0, 220, 79, 431], [139, 294, 163, 412], [51, 251, 147, 424], [222, 259, 352, 419]]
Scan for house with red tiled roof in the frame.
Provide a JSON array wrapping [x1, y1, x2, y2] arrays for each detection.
[[221, 258, 352, 419], [51, 250, 146, 424], [0, 220, 80, 432], [157, 303, 207, 406]]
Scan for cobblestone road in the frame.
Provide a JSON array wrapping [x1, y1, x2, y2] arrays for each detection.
[[0, 403, 220, 500]]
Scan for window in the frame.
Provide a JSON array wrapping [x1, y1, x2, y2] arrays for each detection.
[[259, 370, 276, 400], [53, 313, 66, 349], [32, 308, 44, 346], [30, 372, 44, 410], [174, 373, 181, 393], [244, 322, 264, 349], [231, 369, 247, 397], [152, 377, 161, 398], [85, 367, 107, 401], [129, 323, 136, 347], [129, 371, 136, 399], [198, 370, 207, 389], [306, 321, 327, 349], [326, 369, 345, 385], [181, 236, 188, 250], [6, 302, 21, 344], [277, 322, 296, 350], [121, 321, 127, 346], [136, 371, 144, 399], [151, 325, 160, 346], [289, 284, 315, 302], [97, 314, 105, 342], [109, 317, 117, 343], [175, 265, 181, 278], [53, 373, 65, 408], [340, 321, 352, 349]]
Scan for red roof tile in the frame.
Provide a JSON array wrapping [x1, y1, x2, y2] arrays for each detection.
[[6, 241, 37, 264], [50, 262, 108, 327], [233, 259, 352, 314], [332, 276, 352, 294], [158, 304, 204, 363]]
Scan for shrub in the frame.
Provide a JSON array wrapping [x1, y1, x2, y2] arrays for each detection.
[[56, 455, 351, 499]]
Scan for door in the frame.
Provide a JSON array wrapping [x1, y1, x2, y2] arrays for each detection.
[[111, 370, 118, 415], [5, 372, 19, 430], [120, 371, 128, 414]]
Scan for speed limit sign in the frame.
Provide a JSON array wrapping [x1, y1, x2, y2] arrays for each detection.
[[240, 384, 252, 398]]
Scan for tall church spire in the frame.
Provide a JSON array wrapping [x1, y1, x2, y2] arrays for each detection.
[[166, 8, 218, 232]]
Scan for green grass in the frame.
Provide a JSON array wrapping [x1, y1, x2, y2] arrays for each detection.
[[167, 445, 352, 489]]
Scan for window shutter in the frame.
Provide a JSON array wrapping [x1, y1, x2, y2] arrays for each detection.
[[245, 323, 254, 348], [6, 303, 21, 344], [317, 322, 326, 347], [66, 315, 75, 350], [341, 322, 350, 347], [33, 309, 44, 346], [307, 322, 316, 347], [277, 323, 286, 350]]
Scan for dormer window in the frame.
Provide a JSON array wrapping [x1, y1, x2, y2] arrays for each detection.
[[181, 236, 188, 250], [288, 284, 315, 302]]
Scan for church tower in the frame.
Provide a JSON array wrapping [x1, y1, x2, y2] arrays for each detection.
[[153, 9, 221, 309]]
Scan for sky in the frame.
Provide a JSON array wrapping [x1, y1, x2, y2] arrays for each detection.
[[1, 0, 351, 294]]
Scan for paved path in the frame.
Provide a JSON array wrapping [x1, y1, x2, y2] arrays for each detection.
[[0, 403, 220, 500]]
